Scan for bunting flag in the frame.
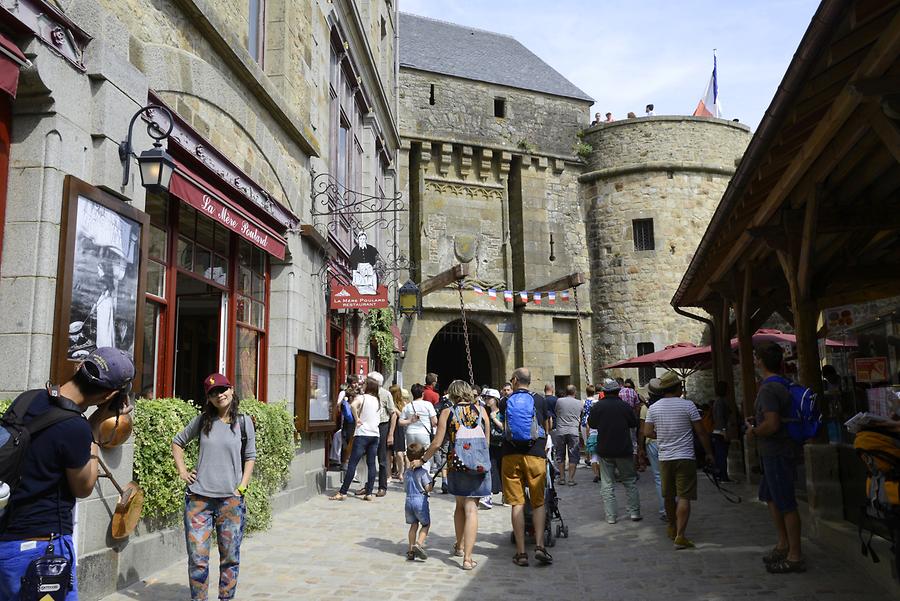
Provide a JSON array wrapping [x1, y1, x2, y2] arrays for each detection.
[[533, 292, 542, 305], [466, 286, 579, 306], [548, 291, 556, 305], [561, 290, 570, 302], [488, 288, 497, 299], [519, 291, 529, 303], [504, 290, 513, 302], [473, 285, 484, 295]]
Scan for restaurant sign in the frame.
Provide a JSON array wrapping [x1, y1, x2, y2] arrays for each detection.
[[330, 279, 389, 311], [854, 357, 889, 383]]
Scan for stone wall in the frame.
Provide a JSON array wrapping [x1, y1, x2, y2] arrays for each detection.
[[580, 116, 751, 384], [400, 68, 589, 157]]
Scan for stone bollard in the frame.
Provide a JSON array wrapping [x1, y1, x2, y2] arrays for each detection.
[[804, 443, 844, 522]]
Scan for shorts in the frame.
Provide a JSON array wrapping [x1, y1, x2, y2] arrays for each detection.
[[759, 454, 797, 512], [660, 459, 698, 500], [501, 454, 546, 508], [405, 497, 431, 526], [552, 433, 581, 466]]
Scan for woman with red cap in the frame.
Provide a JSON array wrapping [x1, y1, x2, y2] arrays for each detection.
[[172, 373, 256, 601]]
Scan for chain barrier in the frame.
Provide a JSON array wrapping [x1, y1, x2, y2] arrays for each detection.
[[457, 281, 475, 386], [573, 286, 591, 387]]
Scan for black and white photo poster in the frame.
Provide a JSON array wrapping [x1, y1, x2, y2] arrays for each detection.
[[67, 195, 141, 359]]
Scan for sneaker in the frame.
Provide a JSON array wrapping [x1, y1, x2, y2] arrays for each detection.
[[607, 518, 617, 525], [630, 513, 643, 522], [478, 497, 493, 510], [413, 544, 428, 560], [674, 535, 695, 549]]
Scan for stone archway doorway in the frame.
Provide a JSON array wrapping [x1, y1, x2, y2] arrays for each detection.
[[426, 319, 502, 390]]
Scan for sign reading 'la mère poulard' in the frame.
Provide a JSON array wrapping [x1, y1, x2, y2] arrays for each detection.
[[330, 281, 389, 310]]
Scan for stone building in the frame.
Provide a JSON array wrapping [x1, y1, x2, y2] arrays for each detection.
[[0, 0, 397, 598], [580, 117, 751, 390], [397, 13, 594, 391]]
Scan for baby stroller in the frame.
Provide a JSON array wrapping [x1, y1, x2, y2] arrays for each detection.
[[511, 459, 569, 547]]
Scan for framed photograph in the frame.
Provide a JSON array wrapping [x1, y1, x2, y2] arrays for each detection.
[[294, 350, 337, 433], [51, 176, 149, 386]]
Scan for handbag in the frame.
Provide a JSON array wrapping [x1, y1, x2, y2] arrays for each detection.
[[449, 405, 490, 475], [19, 535, 73, 601]]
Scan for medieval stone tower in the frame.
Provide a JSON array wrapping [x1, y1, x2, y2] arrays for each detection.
[[581, 117, 751, 386], [397, 13, 752, 394]]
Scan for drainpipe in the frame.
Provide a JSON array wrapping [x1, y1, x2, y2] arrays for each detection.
[[673, 305, 719, 385]]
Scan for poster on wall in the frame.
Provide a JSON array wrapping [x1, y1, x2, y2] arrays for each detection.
[[329, 231, 389, 310], [294, 350, 337, 433], [52, 177, 149, 385], [854, 357, 889, 383]]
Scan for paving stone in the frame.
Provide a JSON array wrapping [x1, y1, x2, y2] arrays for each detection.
[[100, 466, 895, 601]]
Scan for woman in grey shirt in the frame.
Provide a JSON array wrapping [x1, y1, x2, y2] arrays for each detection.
[[172, 373, 256, 601]]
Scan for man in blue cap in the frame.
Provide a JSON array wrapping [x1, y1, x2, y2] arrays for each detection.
[[0, 347, 135, 601]]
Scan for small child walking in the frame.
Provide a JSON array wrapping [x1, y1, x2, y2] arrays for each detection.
[[404, 443, 433, 560]]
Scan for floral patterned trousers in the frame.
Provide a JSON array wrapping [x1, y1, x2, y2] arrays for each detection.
[[184, 494, 245, 600]]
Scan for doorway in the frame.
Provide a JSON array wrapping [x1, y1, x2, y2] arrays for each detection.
[[426, 319, 501, 389], [174, 273, 224, 404]]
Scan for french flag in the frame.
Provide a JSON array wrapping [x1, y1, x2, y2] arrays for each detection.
[[473, 285, 484, 295], [533, 292, 542, 305], [693, 51, 721, 118], [561, 290, 570, 302], [503, 290, 513, 302], [488, 288, 497, 300], [519, 291, 528, 303], [548, 291, 556, 305]]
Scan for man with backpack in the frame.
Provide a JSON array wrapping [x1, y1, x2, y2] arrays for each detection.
[[747, 341, 806, 573], [500, 367, 553, 566], [0, 347, 135, 601]]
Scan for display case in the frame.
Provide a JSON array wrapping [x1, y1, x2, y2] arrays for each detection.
[[294, 350, 338, 433]]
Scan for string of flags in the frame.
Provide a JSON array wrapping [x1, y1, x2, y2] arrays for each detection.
[[472, 285, 572, 305]]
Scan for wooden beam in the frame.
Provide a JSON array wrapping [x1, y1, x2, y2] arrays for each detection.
[[797, 187, 821, 298], [735, 264, 757, 419], [850, 76, 900, 98], [869, 107, 900, 164], [420, 263, 470, 296]]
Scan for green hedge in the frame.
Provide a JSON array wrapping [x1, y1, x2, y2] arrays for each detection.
[[1, 395, 297, 534]]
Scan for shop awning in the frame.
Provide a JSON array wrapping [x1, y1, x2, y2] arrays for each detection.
[[0, 33, 27, 98], [169, 163, 288, 260]]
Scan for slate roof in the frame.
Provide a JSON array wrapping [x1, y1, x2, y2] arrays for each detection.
[[399, 13, 593, 103]]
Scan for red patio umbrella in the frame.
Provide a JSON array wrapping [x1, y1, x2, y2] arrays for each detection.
[[601, 342, 714, 377], [730, 328, 856, 349]]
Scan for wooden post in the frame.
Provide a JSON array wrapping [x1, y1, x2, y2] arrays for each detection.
[[717, 295, 737, 410], [734, 264, 757, 418]]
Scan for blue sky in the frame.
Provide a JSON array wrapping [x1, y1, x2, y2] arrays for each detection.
[[401, 0, 821, 130]]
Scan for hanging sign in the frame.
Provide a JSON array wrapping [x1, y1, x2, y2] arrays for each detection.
[[330, 279, 389, 311], [854, 357, 889, 383]]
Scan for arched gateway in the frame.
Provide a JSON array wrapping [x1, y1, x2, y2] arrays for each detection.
[[426, 319, 504, 389]]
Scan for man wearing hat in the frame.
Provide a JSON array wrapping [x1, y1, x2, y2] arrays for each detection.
[[588, 379, 641, 523], [643, 371, 713, 549], [0, 347, 135, 601]]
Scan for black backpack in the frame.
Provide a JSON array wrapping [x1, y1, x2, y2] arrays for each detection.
[[0, 390, 83, 524]]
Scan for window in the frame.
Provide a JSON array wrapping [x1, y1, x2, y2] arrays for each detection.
[[429, 84, 435, 106], [633, 218, 655, 251], [248, 0, 266, 64], [235, 240, 268, 400], [380, 16, 387, 39], [637, 342, 655, 386], [494, 97, 506, 118]]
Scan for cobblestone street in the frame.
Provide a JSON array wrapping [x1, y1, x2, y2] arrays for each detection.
[[101, 466, 894, 601]]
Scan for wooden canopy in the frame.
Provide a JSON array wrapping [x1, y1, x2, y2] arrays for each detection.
[[672, 0, 900, 413]]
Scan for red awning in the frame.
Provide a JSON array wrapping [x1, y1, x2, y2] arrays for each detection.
[[0, 33, 26, 98], [601, 342, 714, 371], [728, 329, 856, 349], [169, 163, 288, 260]]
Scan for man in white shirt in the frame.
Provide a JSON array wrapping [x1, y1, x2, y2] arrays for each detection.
[[644, 371, 713, 549]]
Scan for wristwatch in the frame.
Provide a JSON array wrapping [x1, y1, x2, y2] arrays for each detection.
[[237, 485, 248, 496]]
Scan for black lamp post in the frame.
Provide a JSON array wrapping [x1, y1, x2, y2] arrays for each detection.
[[398, 279, 421, 317], [119, 104, 176, 194]]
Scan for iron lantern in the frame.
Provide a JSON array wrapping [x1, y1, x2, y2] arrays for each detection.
[[398, 279, 421, 317], [137, 143, 176, 194]]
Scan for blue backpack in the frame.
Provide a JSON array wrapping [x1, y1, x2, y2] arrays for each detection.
[[503, 390, 545, 444], [340, 397, 355, 425], [764, 375, 821, 443]]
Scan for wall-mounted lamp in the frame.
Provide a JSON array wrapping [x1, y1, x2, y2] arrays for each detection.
[[398, 279, 422, 317], [119, 104, 176, 194], [549, 232, 556, 262]]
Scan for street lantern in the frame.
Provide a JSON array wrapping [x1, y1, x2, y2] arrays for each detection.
[[137, 143, 176, 194], [119, 104, 176, 194], [398, 279, 421, 317]]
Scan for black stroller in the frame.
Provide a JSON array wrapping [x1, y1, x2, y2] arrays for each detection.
[[511, 459, 569, 547]]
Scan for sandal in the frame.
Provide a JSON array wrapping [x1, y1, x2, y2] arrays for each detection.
[[461, 559, 478, 570], [452, 543, 464, 557], [328, 493, 345, 501], [534, 546, 553, 564], [766, 558, 806, 574], [567, 481, 578, 486], [762, 546, 788, 565], [512, 552, 529, 566]]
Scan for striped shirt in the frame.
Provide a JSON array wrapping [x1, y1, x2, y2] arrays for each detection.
[[645, 397, 701, 461]]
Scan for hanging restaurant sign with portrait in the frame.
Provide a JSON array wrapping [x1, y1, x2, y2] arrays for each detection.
[[329, 230, 389, 310]]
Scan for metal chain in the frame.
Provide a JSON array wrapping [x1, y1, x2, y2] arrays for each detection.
[[573, 286, 591, 387], [457, 281, 475, 386]]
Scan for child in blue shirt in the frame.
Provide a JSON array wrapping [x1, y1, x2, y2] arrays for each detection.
[[404, 442, 433, 560]]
